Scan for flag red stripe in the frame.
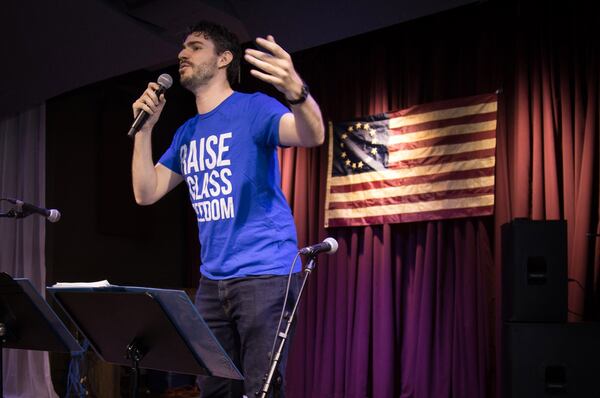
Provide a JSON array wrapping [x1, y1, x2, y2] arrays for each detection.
[[330, 167, 495, 193]]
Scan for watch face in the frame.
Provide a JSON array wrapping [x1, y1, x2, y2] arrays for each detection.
[[289, 83, 309, 104], [301, 84, 309, 98]]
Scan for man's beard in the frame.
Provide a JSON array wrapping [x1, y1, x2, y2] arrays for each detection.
[[180, 61, 218, 91]]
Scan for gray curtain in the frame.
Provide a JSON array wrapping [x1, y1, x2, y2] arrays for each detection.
[[0, 104, 58, 398]]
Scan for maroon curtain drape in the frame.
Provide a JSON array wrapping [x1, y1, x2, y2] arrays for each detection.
[[494, 4, 600, 320], [269, 2, 600, 397]]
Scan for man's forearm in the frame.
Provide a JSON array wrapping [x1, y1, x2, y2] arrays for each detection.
[[131, 129, 159, 205]]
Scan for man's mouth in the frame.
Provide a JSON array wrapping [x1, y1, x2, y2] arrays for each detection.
[[179, 63, 191, 72]]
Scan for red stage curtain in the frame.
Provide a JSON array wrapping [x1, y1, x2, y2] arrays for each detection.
[[275, 3, 599, 397]]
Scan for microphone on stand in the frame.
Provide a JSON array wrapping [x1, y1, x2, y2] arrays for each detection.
[[259, 236, 338, 398], [3, 198, 61, 222], [299, 237, 338, 256], [127, 73, 173, 138]]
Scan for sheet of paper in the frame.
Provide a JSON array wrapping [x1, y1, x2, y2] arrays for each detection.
[[52, 280, 111, 288]]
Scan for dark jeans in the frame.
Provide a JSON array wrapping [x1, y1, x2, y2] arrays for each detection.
[[194, 273, 302, 398]]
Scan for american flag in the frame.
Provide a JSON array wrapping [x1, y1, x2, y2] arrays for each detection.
[[324, 93, 498, 228]]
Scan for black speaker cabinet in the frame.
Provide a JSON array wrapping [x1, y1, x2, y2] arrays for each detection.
[[502, 219, 567, 322], [503, 322, 600, 398]]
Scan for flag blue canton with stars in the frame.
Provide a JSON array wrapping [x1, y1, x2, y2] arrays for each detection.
[[332, 115, 390, 176]]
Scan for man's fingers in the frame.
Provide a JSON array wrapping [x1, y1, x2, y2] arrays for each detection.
[[250, 69, 281, 86], [138, 94, 156, 109], [133, 96, 163, 115], [132, 103, 165, 120], [143, 91, 159, 106], [131, 83, 166, 120], [137, 102, 154, 115], [146, 82, 163, 105], [245, 48, 275, 62], [247, 36, 299, 95], [244, 53, 282, 76], [255, 36, 287, 58]]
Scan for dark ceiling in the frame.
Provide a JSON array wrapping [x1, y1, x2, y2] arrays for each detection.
[[1, 0, 475, 121]]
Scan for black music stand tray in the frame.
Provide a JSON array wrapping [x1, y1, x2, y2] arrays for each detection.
[[0, 272, 82, 397], [46, 284, 243, 397]]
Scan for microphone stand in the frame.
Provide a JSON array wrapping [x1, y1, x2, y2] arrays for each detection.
[[257, 255, 317, 398], [1, 198, 24, 219], [0, 208, 29, 219], [0, 209, 22, 218]]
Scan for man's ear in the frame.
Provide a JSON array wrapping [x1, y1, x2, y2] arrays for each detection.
[[218, 50, 233, 69]]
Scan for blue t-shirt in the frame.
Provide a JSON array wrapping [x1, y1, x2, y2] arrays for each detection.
[[158, 91, 299, 279]]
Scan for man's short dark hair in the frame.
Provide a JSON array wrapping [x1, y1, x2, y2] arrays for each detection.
[[187, 21, 241, 85]]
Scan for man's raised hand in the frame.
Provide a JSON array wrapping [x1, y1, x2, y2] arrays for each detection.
[[244, 35, 304, 102]]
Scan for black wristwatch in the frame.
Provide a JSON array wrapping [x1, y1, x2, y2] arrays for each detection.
[[287, 83, 309, 105]]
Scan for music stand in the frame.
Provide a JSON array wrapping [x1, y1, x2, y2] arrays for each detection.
[[47, 285, 243, 397], [0, 272, 82, 397]]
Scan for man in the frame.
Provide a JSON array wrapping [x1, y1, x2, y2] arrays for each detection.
[[131, 21, 324, 397]]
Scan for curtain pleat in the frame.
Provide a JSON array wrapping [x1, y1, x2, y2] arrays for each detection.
[[0, 104, 58, 398]]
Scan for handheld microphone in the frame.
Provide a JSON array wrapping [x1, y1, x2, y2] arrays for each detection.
[[299, 237, 338, 256], [127, 73, 173, 138], [5, 198, 61, 222]]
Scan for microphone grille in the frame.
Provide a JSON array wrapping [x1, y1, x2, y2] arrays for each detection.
[[157, 73, 173, 89], [324, 237, 338, 254], [48, 209, 61, 223]]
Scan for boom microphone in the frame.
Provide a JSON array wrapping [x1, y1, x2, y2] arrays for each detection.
[[5, 198, 61, 223], [127, 73, 173, 138], [299, 237, 338, 256]]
